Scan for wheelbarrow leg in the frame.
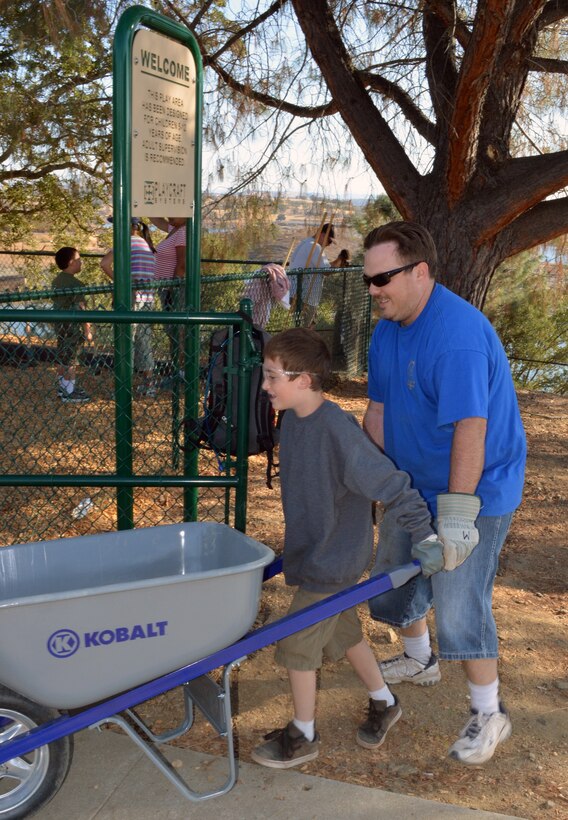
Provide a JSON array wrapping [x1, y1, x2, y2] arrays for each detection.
[[91, 658, 245, 803]]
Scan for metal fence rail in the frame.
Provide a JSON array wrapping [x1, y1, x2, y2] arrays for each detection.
[[0, 250, 371, 375], [0, 294, 258, 546]]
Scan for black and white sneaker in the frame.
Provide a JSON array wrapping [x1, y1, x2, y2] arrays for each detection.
[[380, 652, 441, 686], [448, 702, 512, 765], [60, 386, 90, 403]]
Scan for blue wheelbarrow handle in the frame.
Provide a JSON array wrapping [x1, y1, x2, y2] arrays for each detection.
[[0, 560, 421, 765]]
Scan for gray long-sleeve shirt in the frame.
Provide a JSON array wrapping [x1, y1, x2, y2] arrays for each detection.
[[279, 400, 434, 593]]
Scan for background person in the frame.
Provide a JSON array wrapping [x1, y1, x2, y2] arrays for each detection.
[[101, 218, 157, 396], [362, 221, 526, 766], [52, 246, 92, 403], [242, 262, 290, 328], [151, 217, 187, 386], [251, 327, 445, 770], [288, 223, 350, 327]]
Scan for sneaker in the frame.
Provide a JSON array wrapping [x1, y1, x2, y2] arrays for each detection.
[[250, 721, 320, 769], [448, 702, 512, 765], [60, 386, 90, 403], [356, 695, 402, 749], [380, 652, 441, 686]]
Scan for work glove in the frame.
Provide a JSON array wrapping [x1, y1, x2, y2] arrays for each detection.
[[436, 493, 481, 571], [411, 534, 445, 578]]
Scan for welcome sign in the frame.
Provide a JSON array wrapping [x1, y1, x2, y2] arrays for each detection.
[[131, 28, 196, 216]]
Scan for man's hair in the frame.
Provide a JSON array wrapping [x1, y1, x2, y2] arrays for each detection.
[[363, 221, 437, 277], [55, 246, 79, 271], [318, 222, 335, 241], [264, 328, 331, 391]]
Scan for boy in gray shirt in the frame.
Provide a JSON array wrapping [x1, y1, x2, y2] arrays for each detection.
[[251, 327, 444, 770]]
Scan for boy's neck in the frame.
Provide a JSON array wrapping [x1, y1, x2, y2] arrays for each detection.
[[293, 390, 325, 418]]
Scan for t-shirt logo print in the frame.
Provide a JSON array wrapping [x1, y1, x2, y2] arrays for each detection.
[[407, 360, 416, 390]]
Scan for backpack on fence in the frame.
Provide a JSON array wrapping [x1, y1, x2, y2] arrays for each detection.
[[180, 323, 281, 488]]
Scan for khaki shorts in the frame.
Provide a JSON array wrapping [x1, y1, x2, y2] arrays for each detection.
[[274, 587, 363, 671]]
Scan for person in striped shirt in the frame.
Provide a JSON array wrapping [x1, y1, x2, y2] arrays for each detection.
[[100, 218, 157, 395]]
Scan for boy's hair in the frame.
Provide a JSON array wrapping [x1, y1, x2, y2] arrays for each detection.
[[55, 246, 79, 271], [363, 221, 437, 277], [264, 328, 331, 390]]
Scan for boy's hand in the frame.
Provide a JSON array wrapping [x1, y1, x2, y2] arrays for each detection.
[[436, 493, 481, 571], [411, 534, 444, 577]]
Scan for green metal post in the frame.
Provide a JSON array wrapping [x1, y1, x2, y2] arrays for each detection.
[[113, 5, 203, 528]]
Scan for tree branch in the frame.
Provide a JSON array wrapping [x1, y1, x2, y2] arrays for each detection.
[[291, 0, 421, 215], [538, 0, 568, 27], [422, 1, 459, 132], [498, 196, 568, 257], [209, 61, 338, 118], [0, 161, 108, 182], [528, 56, 568, 74], [447, 0, 517, 204], [208, 0, 288, 63], [424, 0, 471, 48], [471, 149, 568, 243], [359, 70, 437, 144]]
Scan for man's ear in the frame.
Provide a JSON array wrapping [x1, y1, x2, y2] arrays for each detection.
[[415, 260, 430, 280]]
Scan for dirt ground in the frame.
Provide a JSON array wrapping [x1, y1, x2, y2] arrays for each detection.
[[137, 380, 568, 820]]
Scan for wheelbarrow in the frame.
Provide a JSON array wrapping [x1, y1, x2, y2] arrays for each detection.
[[0, 522, 420, 817]]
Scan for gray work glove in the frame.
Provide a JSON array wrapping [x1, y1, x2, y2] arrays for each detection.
[[411, 534, 445, 578], [436, 493, 481, 571]]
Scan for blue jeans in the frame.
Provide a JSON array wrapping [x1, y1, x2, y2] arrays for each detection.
[[369, 509, 514, 661]]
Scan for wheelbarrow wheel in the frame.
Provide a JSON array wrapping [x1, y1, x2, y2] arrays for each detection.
[[0, 685, 73, 819]]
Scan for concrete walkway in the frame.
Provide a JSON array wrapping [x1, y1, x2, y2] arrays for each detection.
[[38, 729, 526, 819]]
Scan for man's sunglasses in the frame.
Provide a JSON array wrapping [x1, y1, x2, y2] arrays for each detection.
[[362, 261, 422, 289]]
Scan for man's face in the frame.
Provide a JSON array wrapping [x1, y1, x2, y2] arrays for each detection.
[[363, 241, 430, 326]]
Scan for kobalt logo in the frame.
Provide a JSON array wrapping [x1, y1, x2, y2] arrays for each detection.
[[48, 629, 80, 658], [47, 621, 168, 659]]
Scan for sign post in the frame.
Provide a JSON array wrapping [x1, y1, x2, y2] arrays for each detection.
[[113, 6, 202, 529]]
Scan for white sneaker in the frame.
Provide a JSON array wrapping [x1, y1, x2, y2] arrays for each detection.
[[448, 703, 512, 765], [380, 652, 441, 686]]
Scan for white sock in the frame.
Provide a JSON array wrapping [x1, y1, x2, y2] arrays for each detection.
[[293, 718, 315, 742], [369, 684, 395, 707], [61, 378, 75, 394], [403, 631, 431, 665], [468, 678, 500, 715]]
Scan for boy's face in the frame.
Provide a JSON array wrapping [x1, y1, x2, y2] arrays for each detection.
[[66, 252, 82, 274], [262, 356, 318, 416]]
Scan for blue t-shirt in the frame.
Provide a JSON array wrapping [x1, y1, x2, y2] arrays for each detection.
[[368, 284, 526, 516]]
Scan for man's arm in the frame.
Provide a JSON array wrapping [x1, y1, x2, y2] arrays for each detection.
[[150, 217, 170, 232], [363, 399, 385, 451], [448, 417, 487, 493], [100, 250, 114, 279], [436, 416, 487, 572]]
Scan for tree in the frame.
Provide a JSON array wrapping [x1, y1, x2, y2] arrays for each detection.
[[157, 0, 568, 307], [0, 1, 114, 246]]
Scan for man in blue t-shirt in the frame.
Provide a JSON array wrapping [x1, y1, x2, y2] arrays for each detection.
[[362, 221, 526, 767]]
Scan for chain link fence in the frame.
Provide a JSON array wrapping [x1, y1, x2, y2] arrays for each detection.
[[0, 250, 370, 546]]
